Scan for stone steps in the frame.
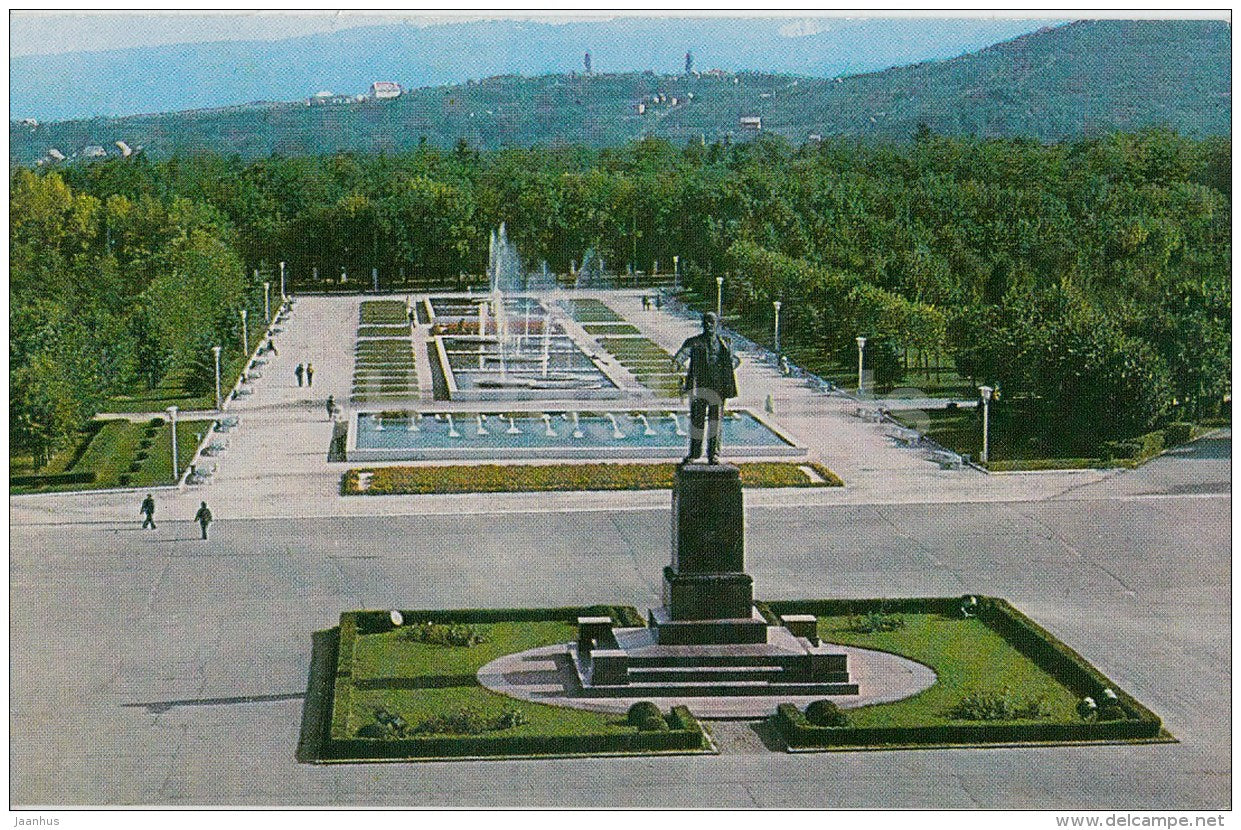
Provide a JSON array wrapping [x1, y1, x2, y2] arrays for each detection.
[[581, 679, 860, 698]]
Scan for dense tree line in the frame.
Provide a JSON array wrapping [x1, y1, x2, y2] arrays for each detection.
[[12, 128, 1230, 461]]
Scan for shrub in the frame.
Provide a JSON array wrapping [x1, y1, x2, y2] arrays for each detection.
[[413, 707, 491, 736], [147, 417, 164, 428], [1163, 422, 1193, 445], [639, 714, 670, 732], [805, 699, 848, 727], [627, 701, 662, 727], [117, 474, 131, 486], [847, 611, 906, 633], [1097, 704, 1129, 722], [949, 690, 1048, 721], [494, 708, 529, 730], [402, 621, 488, 647]]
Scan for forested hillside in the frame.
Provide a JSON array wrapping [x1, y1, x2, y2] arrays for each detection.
[[10, 19, 1230, 164], [11, 128, 1231, 464]]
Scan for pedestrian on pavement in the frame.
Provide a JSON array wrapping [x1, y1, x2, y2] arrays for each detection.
[[326, 395, 336, 421], [655, 294, 663, 310], [295, 363, 304, 386], [140, 494, 156, 529], [265, 337, 278, 356], [194, 501, 213, 540], [306, 362, 315, 387]]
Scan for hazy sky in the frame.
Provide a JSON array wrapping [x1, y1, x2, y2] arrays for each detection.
[[14, 10, 1218, 58]]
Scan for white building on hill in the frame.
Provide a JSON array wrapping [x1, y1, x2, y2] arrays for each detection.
[[369, 81, 402, 100]]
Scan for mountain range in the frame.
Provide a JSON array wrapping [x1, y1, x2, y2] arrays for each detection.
[[9, 19, 1230, 165]]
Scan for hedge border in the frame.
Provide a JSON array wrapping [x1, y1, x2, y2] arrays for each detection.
[[764, 596, 1166, 750], [317, 605, 718, 762]]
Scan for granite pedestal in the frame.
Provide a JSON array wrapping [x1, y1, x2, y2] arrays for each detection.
[[573, 462, 858, 698]]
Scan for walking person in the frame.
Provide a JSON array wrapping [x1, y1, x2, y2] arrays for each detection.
[[326, 395, 336, 421], [295, 363, 304, 387], [265, 337, 278, 356], [194, 501, 213, 540], [140, 494, 156, 529], [305, 362, 315, 387]]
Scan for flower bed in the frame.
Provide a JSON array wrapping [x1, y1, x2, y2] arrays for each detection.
[[341, 461, 843, 495]]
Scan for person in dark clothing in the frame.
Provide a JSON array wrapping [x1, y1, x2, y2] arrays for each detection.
[[194, 501, 213, 540], [295, 363, 304, 386], [140, 494, 156, 529], [265, 337, 278, 356], [326, 395, 336, 421], [305, 362, 315, 387], [672, 312, 740, 464]]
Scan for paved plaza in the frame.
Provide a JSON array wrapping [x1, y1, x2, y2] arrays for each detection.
[[8, 293, 1231, 808]]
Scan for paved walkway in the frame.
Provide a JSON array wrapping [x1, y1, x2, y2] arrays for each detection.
[[11, 291, 1123, 529]]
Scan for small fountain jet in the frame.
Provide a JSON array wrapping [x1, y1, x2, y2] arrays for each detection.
[[668, 412, 687, 437], [446, 413, 460, 438], [571, 411, 584, 439], [606, 412, 625, 439], [476, 413, 489, 436], [634, 413, 656, 436], [506, 415, 521, 435], [541, 413, 557, 437], [406, 412, 422, 432]]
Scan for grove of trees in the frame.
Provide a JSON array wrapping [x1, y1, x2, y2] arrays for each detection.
[[11, 127, 1230, 462]]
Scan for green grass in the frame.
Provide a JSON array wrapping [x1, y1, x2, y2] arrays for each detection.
[[104, 355, 247, 413], [561, 298, 624, 322], [583, 322, 641, 335], [344, 621, 630, 739], [358, 324, 412, 338], [11, 418, 214, 493], [819, 613, 1080, 728], [360, 301, 410, 325]]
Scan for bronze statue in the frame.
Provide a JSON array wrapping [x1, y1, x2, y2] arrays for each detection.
[[673, 312, 740, 464]]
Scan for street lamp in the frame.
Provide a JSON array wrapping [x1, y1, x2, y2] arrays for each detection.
[[279, 261, 286, 300], [211, 346, 222, 412], [979, 385, 994, 464], [240, 308, 249, 357], [263, 281, 270, 322], [166, 405, 180, 481], [772, 300, 783, 354], [673, 255, 680, 290], [856, 336, 867, 395], [715, 275, 724, 318]]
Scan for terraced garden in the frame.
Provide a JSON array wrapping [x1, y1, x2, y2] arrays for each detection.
[[597, 337, 683, 398], [353, 301, 418, 404]]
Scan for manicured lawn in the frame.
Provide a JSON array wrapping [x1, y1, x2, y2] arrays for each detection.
[[346, 621, 630, 738], [561, 298, 623, 322], [11, 418, 215, 493], [819, 613, 1080, 727], [359, 300, 409, 325], [104, 355, 247, 413], [343, 461, 843, 495]]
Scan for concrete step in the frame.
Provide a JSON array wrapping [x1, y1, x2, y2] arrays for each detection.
[[628, 665, 784, 683], [582, 680, 860, 698]]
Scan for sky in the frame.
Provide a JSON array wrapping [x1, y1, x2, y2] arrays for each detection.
[[14, 10, 1218, 58]]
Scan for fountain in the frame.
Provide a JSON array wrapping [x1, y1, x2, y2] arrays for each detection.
[[574, 248, 609, 290], [347, 408, 803, 461], [406, 413, 422, 432]]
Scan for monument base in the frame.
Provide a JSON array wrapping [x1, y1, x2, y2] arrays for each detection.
[[649, 604, 768, 645]]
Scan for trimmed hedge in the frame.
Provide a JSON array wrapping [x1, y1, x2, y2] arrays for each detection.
[[345, 605, 645, 635], [1163, 422, 1194, 445], [10, 470, 96, 487], [768, 596, 1163, 749]]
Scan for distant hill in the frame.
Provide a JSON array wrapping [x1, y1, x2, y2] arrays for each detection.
[[10, 16, 1055, 121], [10, 20, 1230, 165]]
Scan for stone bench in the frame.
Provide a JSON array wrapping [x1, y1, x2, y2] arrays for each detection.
[[929, 449, 964, 469]]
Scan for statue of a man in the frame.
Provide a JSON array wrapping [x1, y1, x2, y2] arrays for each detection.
[[673, 311, 740, 464]]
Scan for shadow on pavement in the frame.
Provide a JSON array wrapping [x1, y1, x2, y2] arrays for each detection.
[[296, 627, 339, 763]]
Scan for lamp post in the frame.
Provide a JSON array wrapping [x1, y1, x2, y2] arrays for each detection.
[[772, 300, 783, 354], [715, 275, 723, 318], [240, 308, 249, 357], [856, 336, 867, 395], [263, 281, 270, 322], [979, 385, 994, 464], [166, 405, 180, 481], [279, 260, 286, 300], [673, 255, 680, 291], [211, 345, 222, 412]]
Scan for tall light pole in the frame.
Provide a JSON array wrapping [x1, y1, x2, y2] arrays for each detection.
[[240, 308, 249, 357], [856, 336, 867, 395], [279, 260, 286, 300], [263, 281, 271, 322], [211, 345, 222, 412], [166, 406, 180, 481], [772, 300, 783, 354], [673, 255, 680, 291], [715, 275, 723, 318], [979, 385, 994, 464]]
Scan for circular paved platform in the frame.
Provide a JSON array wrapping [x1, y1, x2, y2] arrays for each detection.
[[476, 641, 936, 719]]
